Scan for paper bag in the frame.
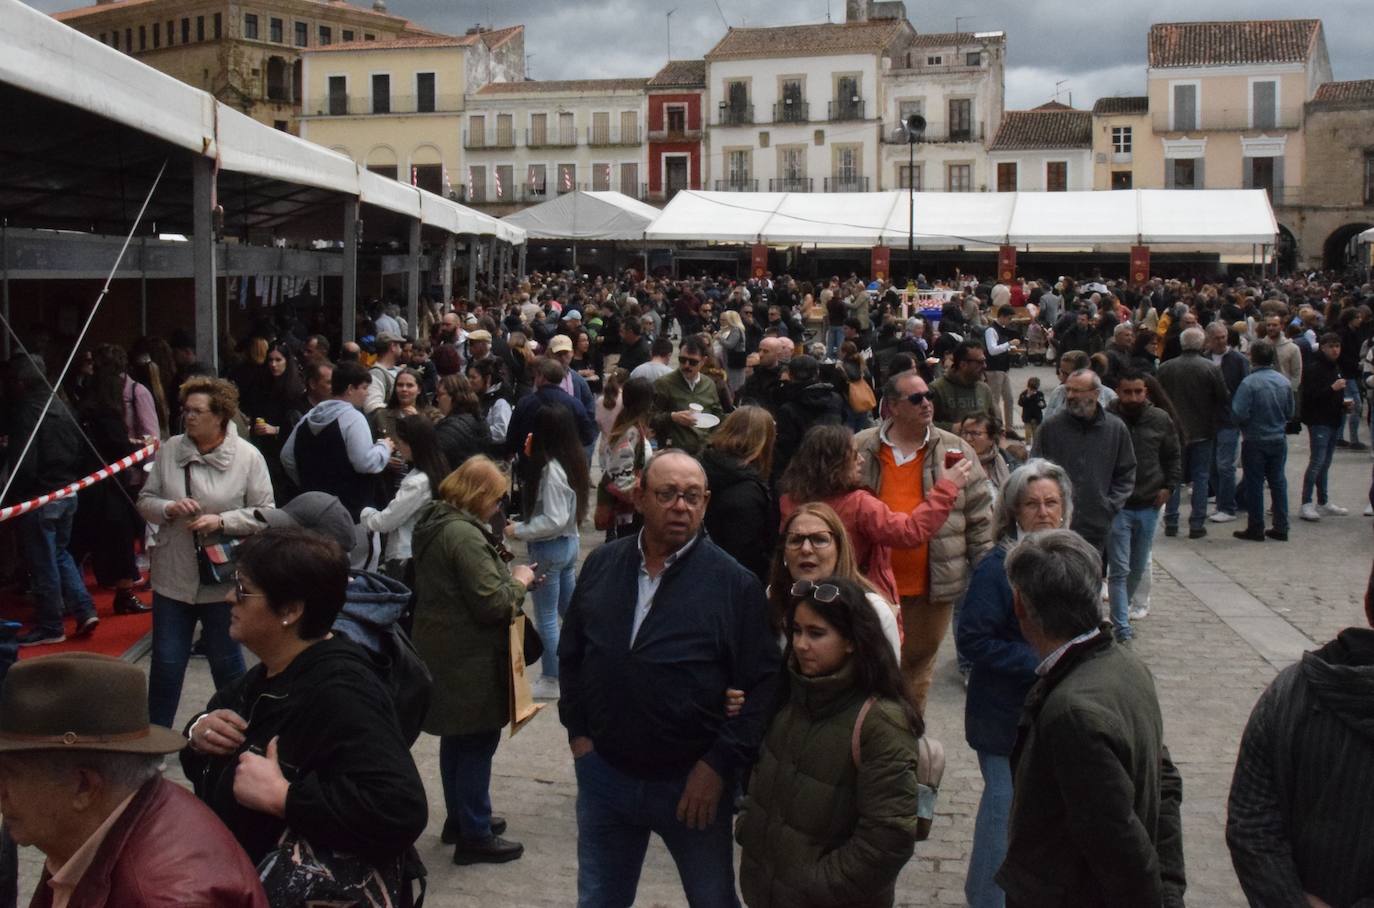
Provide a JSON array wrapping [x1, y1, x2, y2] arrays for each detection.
[[509, 618, 544, 737]]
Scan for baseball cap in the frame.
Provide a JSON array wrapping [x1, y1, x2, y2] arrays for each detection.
[[562, 310, 582, 321], [254, 493, 356, 552], [467, 329, 492, 343], [548, 335, 574, 354]]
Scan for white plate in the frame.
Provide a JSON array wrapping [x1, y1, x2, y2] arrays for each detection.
[[693, 413, 721, 429]]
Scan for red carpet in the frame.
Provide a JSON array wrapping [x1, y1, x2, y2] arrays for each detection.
[[0, 574, 152, 661]]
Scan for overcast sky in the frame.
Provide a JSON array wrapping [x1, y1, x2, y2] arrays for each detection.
[[27, 0, 1374, 110]]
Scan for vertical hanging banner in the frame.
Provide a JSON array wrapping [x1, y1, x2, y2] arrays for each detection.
[[751, 244, 768, 279], [870, 246, 891, 283], [998, 245, 1017, 283], [1130, 246, 1151, 285]]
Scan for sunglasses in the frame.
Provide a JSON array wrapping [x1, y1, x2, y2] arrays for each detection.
[[905, 391, 933, 405], [790, 580, 841, 603]]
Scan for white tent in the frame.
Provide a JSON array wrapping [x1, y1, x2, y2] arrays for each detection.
[[1360, 227, 1374, 244], [501, 191, 662, 241], [643, 189, 1277, 248]]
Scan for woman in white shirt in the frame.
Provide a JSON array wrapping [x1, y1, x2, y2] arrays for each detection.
[[505, 404, 590, 700], [360, 414, 450, 579]]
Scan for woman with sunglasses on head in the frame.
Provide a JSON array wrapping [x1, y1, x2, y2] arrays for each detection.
[[736, 575, 924, 908]]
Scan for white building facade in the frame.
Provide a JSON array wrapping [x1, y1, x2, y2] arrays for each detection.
[[987, 107, 1094, 192]]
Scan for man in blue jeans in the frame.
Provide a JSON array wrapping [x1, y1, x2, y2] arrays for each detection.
[[1298, 333, 1352, 522], [1205, 322, 1250, 523], [4, 355, 99, 646], [1231, 340, 1296, 541], [1157, 327, 1230, 539], [559, 450, 779, 907]]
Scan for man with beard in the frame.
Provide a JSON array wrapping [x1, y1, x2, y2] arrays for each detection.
[[1106, 372, 1181, 641], [736, 337, 784, 414], [1031, 369, 1136, 558]]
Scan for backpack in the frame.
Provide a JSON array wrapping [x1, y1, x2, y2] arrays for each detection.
[[851, 697, 945, 841]]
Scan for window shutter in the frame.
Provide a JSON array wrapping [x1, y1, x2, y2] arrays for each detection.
[[1194, 158, 1204, 189], [1242, 157, 1253, 189], [1272, 156, 1284, 197], [1164, 161, 1175, 189]]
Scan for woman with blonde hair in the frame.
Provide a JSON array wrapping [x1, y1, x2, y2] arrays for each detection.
[[412, 455, 535, 864], [718, 309, 748, 393], [702, 405, 777, 584]]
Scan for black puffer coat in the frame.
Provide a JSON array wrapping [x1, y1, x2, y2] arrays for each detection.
[[701, 448, 775, 584]]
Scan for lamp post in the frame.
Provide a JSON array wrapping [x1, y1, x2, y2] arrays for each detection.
[[893, 114, 926, 288]]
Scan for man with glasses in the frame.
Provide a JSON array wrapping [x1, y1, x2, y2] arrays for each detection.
[[1044, 350, 1117, 420], [855, 369, 994, 712], [559, 450, 779, 908], [929, 340, 998, 432], [650, 336, 723, 455]]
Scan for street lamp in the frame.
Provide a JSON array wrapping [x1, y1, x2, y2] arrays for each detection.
[[891, 113, 926, 288]]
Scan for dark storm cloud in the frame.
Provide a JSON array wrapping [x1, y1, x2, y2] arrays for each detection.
[[24, 0, 1373, 110]]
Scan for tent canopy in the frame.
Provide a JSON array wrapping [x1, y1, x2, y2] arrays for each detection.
[[501, 191, 661, 241], [1360, 227, 1374, 244], [643, 189, 1278, 248]]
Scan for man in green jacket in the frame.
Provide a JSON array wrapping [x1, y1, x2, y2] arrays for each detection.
[[999, 529, 1186, 908], [929, 340, 998, 432], [650, 335, 722, 455]]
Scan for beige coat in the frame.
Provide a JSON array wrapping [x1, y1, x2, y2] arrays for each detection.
[[137, 427, 274, 604], [854, 420, 995, 604]]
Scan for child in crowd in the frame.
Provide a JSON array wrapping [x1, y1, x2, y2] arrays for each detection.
[[1018, 376, 1046, 444]]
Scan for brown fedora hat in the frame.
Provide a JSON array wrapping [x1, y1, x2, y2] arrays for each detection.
[[0, 653, 186, 754]]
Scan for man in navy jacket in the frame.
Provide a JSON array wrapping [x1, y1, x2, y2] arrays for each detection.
[[559, 450, 780, 908]]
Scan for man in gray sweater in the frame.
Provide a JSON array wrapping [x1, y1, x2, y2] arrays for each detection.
[[1156, 327, 1231, 539]]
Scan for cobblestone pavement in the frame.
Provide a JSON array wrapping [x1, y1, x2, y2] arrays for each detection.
[[18, 365, 1374, 907]]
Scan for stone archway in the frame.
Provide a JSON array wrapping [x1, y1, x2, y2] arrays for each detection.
[[1323, 222, 1373, 271], [1276, 224, 1297, 274]]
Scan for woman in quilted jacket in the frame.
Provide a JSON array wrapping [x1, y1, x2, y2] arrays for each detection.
[[736, 576, 923, 908]]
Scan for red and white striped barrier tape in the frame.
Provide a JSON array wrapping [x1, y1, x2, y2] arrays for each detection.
[[0, 441, 160, 523]]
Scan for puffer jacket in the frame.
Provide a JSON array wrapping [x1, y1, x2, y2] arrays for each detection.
[[737, 662, 921, 908], [854, 421, 995, 604], [136, 426, 274, 604]]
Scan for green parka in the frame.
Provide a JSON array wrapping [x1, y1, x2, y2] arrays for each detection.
[[736, 662, 921, 908], [411, 501, 525, 736]]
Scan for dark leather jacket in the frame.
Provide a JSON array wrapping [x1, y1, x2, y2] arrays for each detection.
[[29, 777, 268, 908]]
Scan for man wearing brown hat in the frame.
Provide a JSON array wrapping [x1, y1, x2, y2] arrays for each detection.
[[0, 653, 267, 907]]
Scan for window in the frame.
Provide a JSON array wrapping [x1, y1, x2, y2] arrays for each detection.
[[527, 164, 547, 198], [558, 111, 575, 145], [364, 33, 376, 41], [620, 163, 639, 197], [1244, 156, 1282, 197], [416, 73, 435, 113], [591, 111, 611, 145], [926, 55, 943, 65], [727, 149, 752, 188], [467, 166, 486, 202], [1366, 152, 1374, 205], [99, 32, 107, 44], [557, 163, 576, 193], [1172, 83, 1197, 131], [897, 164, 922, 190], [244, 14, 258, 39], [136, 25, 145, 50], [342, 29, 354, 42], [834, 145, 860, 181], [294, 22, 307, 47], [319, 26, 332, 46], [834, 74, 862, 120], [495, 164, 513, 201], [327, 76, 347, 115], [179, 19, 188, 43], [152, 23, 160, 48], [724, 80, 750, 124], [413, 165, 442, 195], [1046, 161, 1068, 192], [213, 14, 221, 39], [949, 98, 973, 141], [1112, 126, 1132, 155], [898, 99, 924, 122], [274, 120, 288, 132], [196, 16, 204, 41], [997, 162, 1017, 192], [1168, 158, 1202, 189], [166, 20, 173, 43], [529, 112, 548, 146], [496, 113, 513, 145], [1112, 171, 1133, 190], [126, 28, 134, 50], [371, 74, 390, 114], [779, 78, 805, 122], [269, 18, 282, 42], [467, 114, 486, 146], [780, 146, 806, 181], [947, 163, 972, 192], [1252, 80, 1277, 130], [965, 52, 981, 66], [592, 162, 611, 192], [666, 105, 687, 133]]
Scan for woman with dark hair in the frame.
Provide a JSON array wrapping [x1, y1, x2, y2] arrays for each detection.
[[839, 340, 875, 431], [180, 528, 428, 876], [599, 376, 654, 541], [246, 342, 306, 501], [1130, 330, 1160, 374], [361, 414, 450, 581], [435, 373, 490, 470], [778, 424, 970, 606], [466, 357, 513, 445], [737, 575, 924, 907], [505, 405, 589, 701], [702, 405, 777, 584]]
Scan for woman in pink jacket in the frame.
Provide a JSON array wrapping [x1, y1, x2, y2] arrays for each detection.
[[778, 424, 970, 605]]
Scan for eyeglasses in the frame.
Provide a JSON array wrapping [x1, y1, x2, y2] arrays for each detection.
[[790, 580, 841, 602], [181, 406, 212, 417], [651, 486, 705, 507], [784, 531, 834, 550], [233, 575, 266, 600], [904, 391, 932, 406]]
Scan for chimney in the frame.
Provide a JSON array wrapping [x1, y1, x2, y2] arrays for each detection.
[[845, 0, 870, 23]]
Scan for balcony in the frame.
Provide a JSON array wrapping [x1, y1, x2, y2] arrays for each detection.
[[768, 177, 813, 192], [586, 126, 642, 147], [880, 124, 985, 144], [824, 176, 869, 192], [462, 127, 517, 150], [647, 124, 703, 141], [525, 128, 579, 149], [303, 93, 462, 116], [772, 100, 810, 124], [715, 178, 758, 192], [1151, 108, 1301, 134], [717, 103, 754, 127], [521, 185, 551, 203], [828, 99, 866, 121]]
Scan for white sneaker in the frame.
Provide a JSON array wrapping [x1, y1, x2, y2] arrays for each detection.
[[1208, 511, 1238, 523], [1317, 503, 1348, 517], [530, 676, 561, 701], [1299, 503, 1321, 522], [1128, 605, 1150, 620], [1364, 503, 1373, 516]]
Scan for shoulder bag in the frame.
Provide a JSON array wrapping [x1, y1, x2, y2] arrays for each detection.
[[185, 464, 241, 586], [258, 829, 426, 908], [851, 696, 945, 841]]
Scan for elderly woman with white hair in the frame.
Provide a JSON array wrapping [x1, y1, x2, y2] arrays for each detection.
[[955, 459, 1076, 908]]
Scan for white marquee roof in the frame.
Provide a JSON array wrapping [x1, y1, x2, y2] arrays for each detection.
[[501, 191, 663, 241]]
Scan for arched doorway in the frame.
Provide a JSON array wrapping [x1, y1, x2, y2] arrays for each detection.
[[365, 145, 398, 181], [1323, 222, 1373, 271], [1276, 224, 1297, 274]]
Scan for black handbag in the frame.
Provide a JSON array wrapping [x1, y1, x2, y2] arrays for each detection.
[[184, 464, 240, 585], [257, 829, 426, 908]]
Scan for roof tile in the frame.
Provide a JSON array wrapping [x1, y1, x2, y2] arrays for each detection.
[[989, 109, 1092, 151], [1312, 80, 1374, 103], [706, 20, 906, 60], [907, 31, 1003, 48], [648, 60, 707, 88], [1147, 20, 1320, 68], [1092, 96, 1149, 115]]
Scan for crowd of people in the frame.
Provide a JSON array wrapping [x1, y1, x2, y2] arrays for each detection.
[[0, 263, 1371, 907]]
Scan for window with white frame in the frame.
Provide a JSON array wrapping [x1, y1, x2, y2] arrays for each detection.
[[898, 164, 922, 190], [727, 149, 752, 185], [1252, 80, 1277, 130], [416, 73, 435, 113], [592, 162, 611, 191], [947, 163, 972, 192], [1172, 83, 1197, 131], [495, 164, 513, 201], [557, 163, 576, 193], [1112, 126, 1132, 154], [467, 165, 485, 202], [620, 163, 639, 197], [527, 163, 547, 198]]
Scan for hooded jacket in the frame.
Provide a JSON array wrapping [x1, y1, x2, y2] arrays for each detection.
[[701, 448, 775, 585], [280, 398, 391, 518], [773, 380, 847, 480], [1227, 627, 1374, 907]]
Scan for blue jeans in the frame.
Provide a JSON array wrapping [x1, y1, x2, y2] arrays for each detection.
[[1242, 437, 1289, 533], [147, 593, 245, 728], [439, 730, 502, 841], [1338, 381, 1363, 444], [1212, 427, 1240, 515], [1301, 424, 1339, 505], [574, 750, 738, 908], [527, 534, 579, 679], [16, 497, 97, 634], [1107, 506, 1160, 641], [826, 325, 846, 358], [966, 751, 1013, 908], [1166, 438, 1214, 531]]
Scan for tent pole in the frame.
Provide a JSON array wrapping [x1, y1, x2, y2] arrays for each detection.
[[1, 221, 9, 360], [406, 218, 421, 339], [342, 199, 358, 343], [467, 238, 477, 302], [442, 235, 455, 308], [139, 238, 148, 336], [192, 155, 219, 373]]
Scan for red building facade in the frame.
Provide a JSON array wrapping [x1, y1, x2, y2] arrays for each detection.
[[646, 61, 706, 201]]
